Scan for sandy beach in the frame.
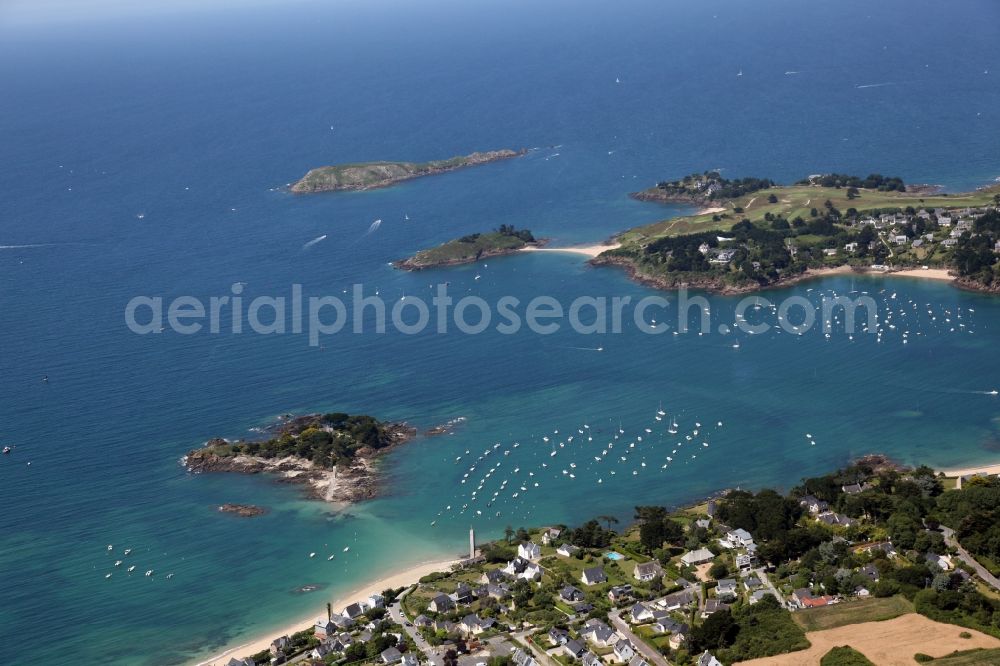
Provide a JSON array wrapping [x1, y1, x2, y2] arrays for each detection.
[[521, 243, 621, 258], [697, 206, 727, 215], [885, 267, 954, 281], [196, 556, 462, 666]]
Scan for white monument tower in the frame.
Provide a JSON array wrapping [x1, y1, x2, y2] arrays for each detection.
[[469, 527, 476, 559]]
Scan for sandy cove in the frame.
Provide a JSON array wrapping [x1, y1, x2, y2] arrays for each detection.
[[196, 557, 462, 666], [520, 242, 621, 258]]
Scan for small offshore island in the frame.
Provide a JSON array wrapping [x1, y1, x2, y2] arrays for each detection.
[[395, 225, 543, 270], [290, 149, 526, 193], [592, 171, 1000, 294], [185, 413, 416, 504]]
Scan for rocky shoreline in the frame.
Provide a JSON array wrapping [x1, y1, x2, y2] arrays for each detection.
[[290, 149, 526, 194], [184, 419, 417, 505], [628, 188, 711, 206]]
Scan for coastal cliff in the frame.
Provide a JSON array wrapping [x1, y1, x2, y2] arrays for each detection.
[[290, 149, 526, 193], [184, 413, 416, 505]]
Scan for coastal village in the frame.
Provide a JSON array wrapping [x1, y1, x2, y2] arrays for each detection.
[[225, 460, 1000, 666]]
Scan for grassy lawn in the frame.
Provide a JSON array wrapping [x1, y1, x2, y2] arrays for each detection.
[[616, 182, 1000, 246], [634, 624, 673, 651], [792, 596, 914, 632]]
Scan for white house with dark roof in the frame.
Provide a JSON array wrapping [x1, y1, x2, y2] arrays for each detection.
[[613, 641, 636, 662], [518, 542, 542, 560], [633, 561, 663, 582], [557, 543, 580, 557], [581, 566, 607, 586]]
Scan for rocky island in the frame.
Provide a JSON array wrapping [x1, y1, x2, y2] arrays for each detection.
[[218, 503, 267, 517], [395, 225, 543, 270], [184, 412, 416, 504], [289, 149, 526, 193]]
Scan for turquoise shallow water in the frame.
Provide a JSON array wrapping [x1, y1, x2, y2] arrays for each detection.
[[1, 0, 999, 663]]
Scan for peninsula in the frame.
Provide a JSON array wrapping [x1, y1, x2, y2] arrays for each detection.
[[395, 225, 543, 270], [184, 412, 416, 504], [289, 149, 526, 193], [595, 172, 1000, 294]]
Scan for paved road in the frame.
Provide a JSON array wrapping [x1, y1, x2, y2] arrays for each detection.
[[941, 526, 1000, 592], [390, 586, 444, 666], [608, 610, 672, 666]]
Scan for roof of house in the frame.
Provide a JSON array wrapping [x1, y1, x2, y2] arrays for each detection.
[[634, 561, 662, 576], [582, 566, 607, 583]]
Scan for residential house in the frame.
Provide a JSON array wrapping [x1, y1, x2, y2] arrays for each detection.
[[582, 653, 602, 666], [582, 566, 608, 586], [367, 593, 385, 609], [226, 659, 255, 666], [842, 483, 863, 495], [942, 238, 958, 247], [310, 644, 334, 660], [698, 651, 724, 666], [548, 628, 570, 647], [799, 495, 830, 515], [680, 548, 715, 566], [715, 579, 738, 601], [453, 582, 475, 605], [653, 618, 686, 635], [560, 585, 585, 603], [792, 588, 835, 608], [823, 248, 838, 256], [563, 639, 587, 659], [511, 648, 537, 666], [748, 589, 770, 605], [855, 586, 871, 598], [270, 636, 291, 657], [344, 602, 365, 619], [314, 617, 337, 640], [330, 613, 355, 630], [723, 528, 754, 549], [926, 553, 954, 571], [613, 642, 637, 663], [485, 584, 511, 600], [608, 584, 633, 603], [695, 518, 711, 529], [518, 542, 542, 561], [581, 620, 619, 647], [428, 593, 455, 613], [816, 511, 856, 527], [844, 242, 859, 252], [541, 527, 562, 545], [701, 599, 729, 619], [401, 656, 418, 666], [668, 631, 688, 650], [660, 589, 697, 611], [633, 561, 663, 582], [735, 553, 755, 571], [557, 544, 580, 557], [503, 556, 530, 577], [628, 656, 650, 666], [413, 615, 432, 628], [482, 569, 510, 585], [630, 603, 654, 623], [861, 564, 880, 582], [380, 648, 403, 664], [743, 576, 762, 591]]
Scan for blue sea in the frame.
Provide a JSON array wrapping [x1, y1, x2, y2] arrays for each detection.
[[1, 0, 999, 663]]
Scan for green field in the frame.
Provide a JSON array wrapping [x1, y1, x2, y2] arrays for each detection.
[[792, 596, 914, 632], [916, 648, 1000, 664], [615, 183, 1000, 247]]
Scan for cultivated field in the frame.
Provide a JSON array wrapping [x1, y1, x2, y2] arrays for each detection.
[[736, 613, 1000, 666]]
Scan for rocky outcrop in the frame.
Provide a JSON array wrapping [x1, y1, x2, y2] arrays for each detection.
[[218, 503, 267, 517]]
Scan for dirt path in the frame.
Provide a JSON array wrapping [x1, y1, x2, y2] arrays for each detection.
[[736, 613, 1000, 666]]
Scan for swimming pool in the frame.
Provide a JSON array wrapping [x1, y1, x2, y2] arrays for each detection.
[[605, 551, 625, 560]]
